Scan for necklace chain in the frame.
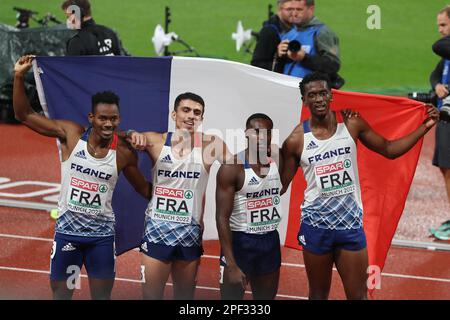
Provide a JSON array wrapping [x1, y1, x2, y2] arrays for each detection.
[[88, 133, 112, 156], [87, 141, 99, 156]]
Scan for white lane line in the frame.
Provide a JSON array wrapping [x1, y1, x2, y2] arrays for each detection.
[[0, 199, 56, 211], [0, 233, 53, 242], [0, 266, 49, 275], [0, 181, 60, 198], [0, 266, 307, 300], [381, 272, 450, 283], [2, 234, 450, 284]]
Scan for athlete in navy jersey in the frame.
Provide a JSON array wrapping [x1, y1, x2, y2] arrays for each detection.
[[13, 55, 151, 300], [281, 72, 438, 300]]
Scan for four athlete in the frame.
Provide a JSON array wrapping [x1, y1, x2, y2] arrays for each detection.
[[13, 55, 439, 300]]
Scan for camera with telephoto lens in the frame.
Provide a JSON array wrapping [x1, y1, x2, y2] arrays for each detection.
[[408, 86, 450, 122], [287, 40, 301, 53]]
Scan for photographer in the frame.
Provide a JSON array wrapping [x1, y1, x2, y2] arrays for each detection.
[[429, 5, 450, 240], [275, 0, 344, 89], [61, 0, 126, 56], [251, 0, 303, 71]]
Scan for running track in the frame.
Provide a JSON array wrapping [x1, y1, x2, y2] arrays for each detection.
[[0, 125, 449, 299]]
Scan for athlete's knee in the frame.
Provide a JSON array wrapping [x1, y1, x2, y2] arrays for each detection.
[[173, 280, 196, 300], [253, 290, 277, 300], [90, 290, 112, 300], [88, 278, 114, 300], [50, 280, 74, 300], [220, 283, 245, 300], [142, 282, 163, 300], [308, 287, 330, 300], [345, 289, 367, 300]]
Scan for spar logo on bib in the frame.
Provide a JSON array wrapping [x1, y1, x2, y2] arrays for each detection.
[[314, 159, 355, 197], [344, 159, 351, 169], [184, 190, 193, 199]]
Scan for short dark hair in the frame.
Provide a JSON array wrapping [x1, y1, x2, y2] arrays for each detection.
[[174, 92, 205, 115], [91, 91, 120, 114], [246, 113, 274, 129], [277, 0, 314, 6], [299, 72, 331, 96], [61, 0, 91, 17]]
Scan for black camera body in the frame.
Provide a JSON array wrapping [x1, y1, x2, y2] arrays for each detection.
[[407, 91, 437, 104], [408, 88, 450, 122], [287, 40, 301, 53]]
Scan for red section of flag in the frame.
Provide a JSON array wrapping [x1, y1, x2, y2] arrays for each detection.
[[284, 89, 427, 275]]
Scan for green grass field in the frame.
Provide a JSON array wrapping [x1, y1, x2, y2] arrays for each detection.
[[0, 0, 448, 93]]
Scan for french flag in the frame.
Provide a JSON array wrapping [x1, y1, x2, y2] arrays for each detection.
[[33, 56, 426, 276], [32, 56, 300, 253]]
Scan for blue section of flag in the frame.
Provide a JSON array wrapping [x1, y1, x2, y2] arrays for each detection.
[[36, 56, 172, 255]]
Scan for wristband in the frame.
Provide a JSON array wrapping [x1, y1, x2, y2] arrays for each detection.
[[126, 129, 136, 138]]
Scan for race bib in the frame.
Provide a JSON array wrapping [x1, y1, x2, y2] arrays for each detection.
[[67, 177, 109, 215], [246, 195, 281, 234], [314, 159, 356, 198], [151, 186, 194, 224]]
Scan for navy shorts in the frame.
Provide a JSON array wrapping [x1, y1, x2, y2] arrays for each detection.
[[432, 121, 450, 169], [298, 222, 367, 255], [50, 232, 115, 281], [220, 230, 281, 282], [140, 240, 203, 262]]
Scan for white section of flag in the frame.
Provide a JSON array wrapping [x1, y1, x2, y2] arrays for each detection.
[[168, 57, 302, 243]]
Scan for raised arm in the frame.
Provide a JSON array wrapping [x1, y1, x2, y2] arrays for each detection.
[[13, 55, 82, 140], [350, 105, 439, 159], [280, 125, 303, 194], [215, 164, 246, 289]]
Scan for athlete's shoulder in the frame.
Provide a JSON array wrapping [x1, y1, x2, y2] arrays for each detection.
[[116, 135, 133, 150], [59, 120, 85, 141], [286, 124, 304, 144], [217, 158, 243, 182], [115, 136, 138, 160], [282, 124, 304, 157]]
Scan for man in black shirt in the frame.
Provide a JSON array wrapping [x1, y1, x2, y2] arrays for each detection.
[[429, 5, 450, 240], [61, 0, 124, 56]]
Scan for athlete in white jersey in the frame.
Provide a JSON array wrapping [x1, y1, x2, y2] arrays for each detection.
[[281, 72, 439, 300], [216, 113, 283, 300], [138, 92, 232, 300], [13, 55, 151, 300]]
